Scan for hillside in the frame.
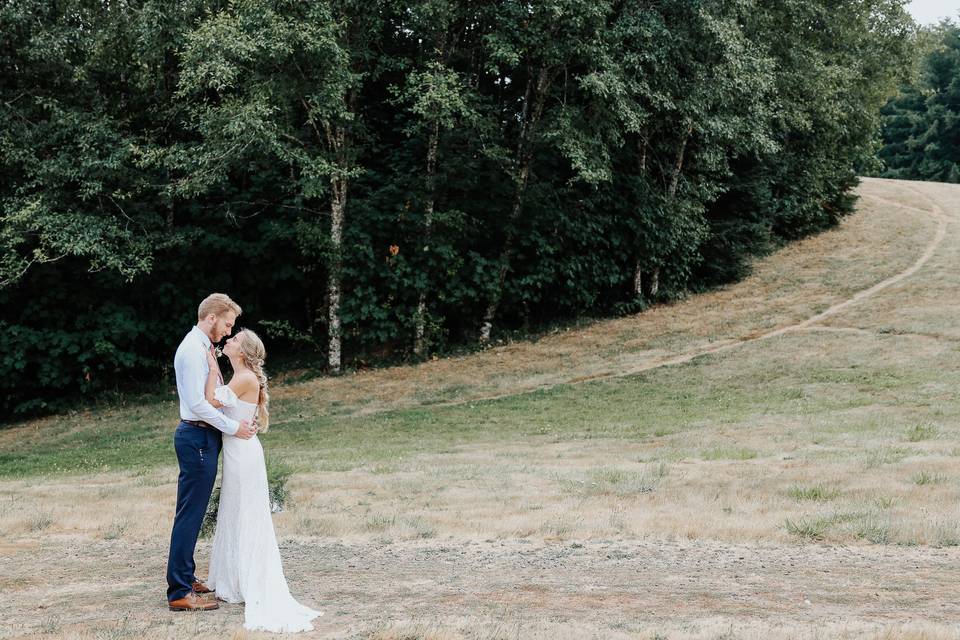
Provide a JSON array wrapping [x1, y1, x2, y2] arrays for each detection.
[[3, 178, 960, 640]]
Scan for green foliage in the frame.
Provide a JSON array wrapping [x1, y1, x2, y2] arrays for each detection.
[[877, 21, 960, 180], [266, 453, 294, 511], [905, 423, 938, 442], [784, 516, 830, 540], [199, 486, 221, 539], [1, 0, 914, 412], [786, 484, 841, 502], [200, 454, 292, 538], [911, 470, 945, 485]]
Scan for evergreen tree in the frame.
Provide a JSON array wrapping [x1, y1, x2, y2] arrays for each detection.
[[877, 21, 960, 181]]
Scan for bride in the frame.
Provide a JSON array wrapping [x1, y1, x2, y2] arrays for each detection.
[[203, 329, 321, 633]]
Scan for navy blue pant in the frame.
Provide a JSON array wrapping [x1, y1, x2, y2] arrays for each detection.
[[166, 421, 221, 601]]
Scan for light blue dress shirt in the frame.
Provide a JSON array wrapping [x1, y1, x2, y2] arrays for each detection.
[[174, 326, 239, 435]]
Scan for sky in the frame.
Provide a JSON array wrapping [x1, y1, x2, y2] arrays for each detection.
[[908, 0, 960, 24]]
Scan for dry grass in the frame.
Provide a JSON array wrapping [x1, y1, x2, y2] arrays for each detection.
[[4, 178, 960, 639], [366, 620, 960, 640]]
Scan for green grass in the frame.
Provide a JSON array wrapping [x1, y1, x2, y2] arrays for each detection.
[[786, 484, 840, 502], [862, 447, 912, 469], [579, 464, 667, 496], [785, 511, 885, 542], [905, 423, 938, 442], [364, 512, 398, 531], [854, 516, 891, 544], [0, 367, 798, 477], [701, 446, 759, 461], [911, 470, 945, 485], [934, 522, 960, 547], [101, 518, 129, 540], [784, 515, 831, 540], [873, 495, 897, 510], [4, 330, 960, 481], [29, 512, 53, 532]]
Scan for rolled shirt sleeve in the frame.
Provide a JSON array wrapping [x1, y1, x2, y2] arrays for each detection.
[[175, 338, 239, 436]]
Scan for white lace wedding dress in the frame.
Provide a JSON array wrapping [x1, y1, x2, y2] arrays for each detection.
[[207, 386, 322, 633]]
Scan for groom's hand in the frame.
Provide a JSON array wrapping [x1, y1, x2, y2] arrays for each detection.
[[235, 420, 257, 440]]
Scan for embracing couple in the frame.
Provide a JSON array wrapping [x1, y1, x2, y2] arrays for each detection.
[[165, 293, 321, 633]]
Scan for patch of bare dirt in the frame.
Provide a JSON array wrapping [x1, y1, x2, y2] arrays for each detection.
[[3, 536, 960, 638]]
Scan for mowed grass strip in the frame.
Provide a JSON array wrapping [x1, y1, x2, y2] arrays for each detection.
[[3, 327, 960, 480]]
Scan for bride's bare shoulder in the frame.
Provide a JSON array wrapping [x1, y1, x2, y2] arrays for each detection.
[[229, 370, 259, 398]]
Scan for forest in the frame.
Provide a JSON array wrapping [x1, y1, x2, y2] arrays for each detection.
[[877, 20, 960, 183], [1, 0, 914, 414]]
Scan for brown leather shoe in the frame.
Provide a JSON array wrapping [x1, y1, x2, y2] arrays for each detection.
[[169, 592, 219, 611], [192, 580, 213, 594]]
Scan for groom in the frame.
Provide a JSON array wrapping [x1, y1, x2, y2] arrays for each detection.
[[166, 293, 257, 611]]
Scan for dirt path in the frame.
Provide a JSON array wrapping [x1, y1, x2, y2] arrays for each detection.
[[4, 536, 960, 638], [279, 537, 960, 632]]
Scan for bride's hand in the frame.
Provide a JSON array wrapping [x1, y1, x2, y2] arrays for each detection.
[[206, 349, 218, 370]]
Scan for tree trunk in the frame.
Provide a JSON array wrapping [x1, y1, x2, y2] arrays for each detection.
[[669, 124, 692, 198], [645, 124, 692, 299], [633, 136, 647, 298], [302, 71, 355, 374], [414, 117, 441, 357], [327, 172, 346, 374], [414, 31, 452, 358], [479, 148, 533, 342], [323, 116, 351, 375], [480, 65, 552, 343]]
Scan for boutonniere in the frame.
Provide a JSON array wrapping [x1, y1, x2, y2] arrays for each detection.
[[214, 346, 223, 358]]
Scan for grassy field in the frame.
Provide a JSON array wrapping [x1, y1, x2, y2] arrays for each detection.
[[2, 177, 960, 639]]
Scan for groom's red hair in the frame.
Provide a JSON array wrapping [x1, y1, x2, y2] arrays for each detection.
[[197, 293, 242, 321]]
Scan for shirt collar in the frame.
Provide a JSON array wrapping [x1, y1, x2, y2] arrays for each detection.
[[191, 325, 213, 350]]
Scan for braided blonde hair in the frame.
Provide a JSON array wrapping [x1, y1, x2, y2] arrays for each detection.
[[238, 329, 270, 432]]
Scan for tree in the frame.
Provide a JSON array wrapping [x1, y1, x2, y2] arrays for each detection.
[[393, 0, 480, 357], [175, 0, 385, 374], [478, 0, 612, 342]]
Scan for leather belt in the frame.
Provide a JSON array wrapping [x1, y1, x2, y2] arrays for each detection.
[[182, 419, 216, 430]]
